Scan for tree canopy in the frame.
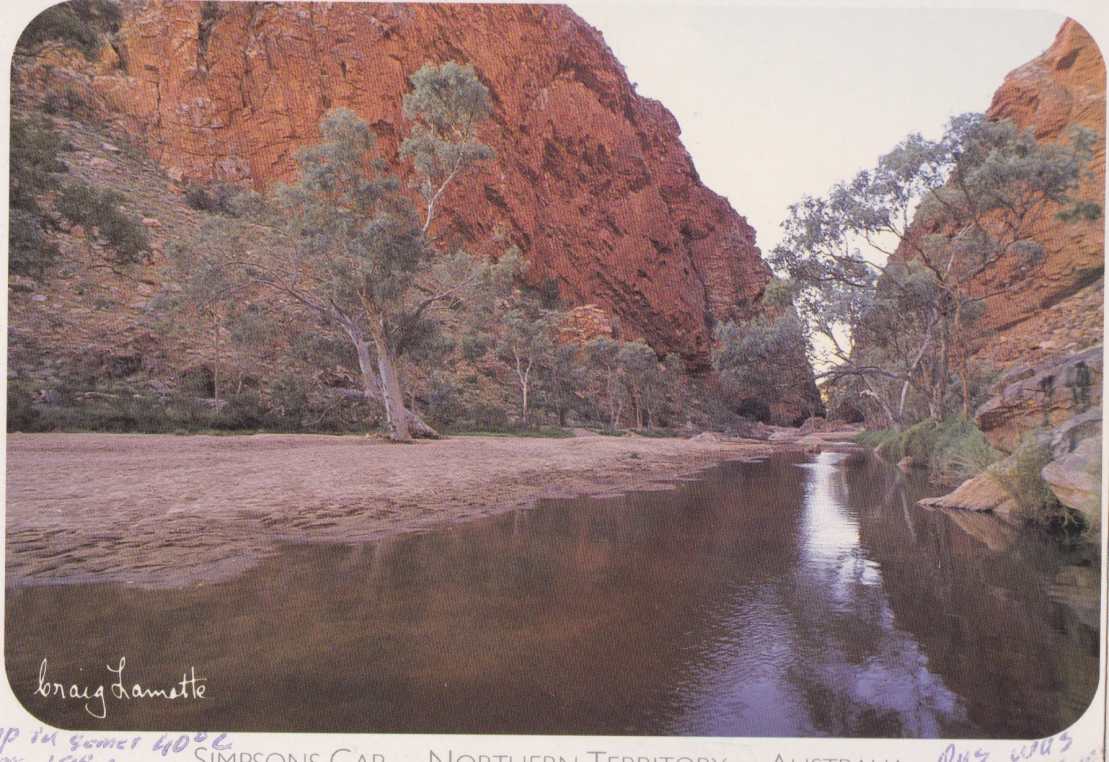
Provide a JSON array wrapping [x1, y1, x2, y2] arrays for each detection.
[[770, 113, 1099, 427]]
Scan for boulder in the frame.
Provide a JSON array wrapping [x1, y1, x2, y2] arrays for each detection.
[[1041, 436, 1101, 533], [1048, 407, 1102, 458], [918, 470, 1019, 517], [975, 345, 1102, 453]]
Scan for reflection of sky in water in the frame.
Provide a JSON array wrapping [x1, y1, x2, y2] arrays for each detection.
[[674, 452, 968, 737], [6, 451, 1095, 736]]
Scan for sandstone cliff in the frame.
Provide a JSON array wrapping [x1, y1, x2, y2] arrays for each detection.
[[969, 19, 1104, 451], [918, 19, 1105, 536], [17, 1, 776, 372], [971, 18, 1105, 370]]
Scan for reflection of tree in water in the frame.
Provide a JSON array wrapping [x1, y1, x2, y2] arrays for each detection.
[[5, 454, 1096, 736], [776, 453, 974, 737], [847, 457, 1100, 738]]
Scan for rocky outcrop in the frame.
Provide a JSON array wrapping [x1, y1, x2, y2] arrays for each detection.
[[559, 305, 615, 346], [1042, 435, 1102, 533], [921, 406, 1101, 536], [14, 1, 778, 375], [975, 345, 1102, 453], [975, 19, 1105, 353], [919, 472, 1018, 517]]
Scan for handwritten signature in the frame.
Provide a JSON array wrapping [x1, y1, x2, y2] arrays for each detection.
[[34, 658, 207, 720]]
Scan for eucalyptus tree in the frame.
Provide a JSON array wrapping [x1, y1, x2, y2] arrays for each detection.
[[714, 311, 808, 418], [587, 337, 626, 431], [497, 307, 556, 425], [543, 343, 586, 427], [618, 340, 666, 430], [400, 62, 494, 236], [771, 113, 1098, 426], [170, 62, 494, 441], [661, 353, 687, 427]]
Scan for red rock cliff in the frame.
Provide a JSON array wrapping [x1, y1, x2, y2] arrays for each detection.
[[971, 18, 1104, 366], [35, 1, 773, 370]]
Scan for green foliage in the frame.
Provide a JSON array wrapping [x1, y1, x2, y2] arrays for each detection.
[[6, 385, 43, 432], [57, 182, 151, 265], [460, 333, 491, 362], [10, 117, 69, 210], [18, 0, 121, 59], [453, 426, 574, 439], [400, 62, 494, 230], [618, 340, 665, 429], [424, 373, 466, 427], [713, 311, 811, 422], [163, 62, 497, 440], [761, 277, 797, 309], [464, 401, 511, 432], [772, 113, 1101, 427], [990, 438, 1086, 533], [9, 117, 70, 276], [43, 88, 90, 117], [184, 183, 240, 216], [12, 379, 373, 435], [9, 208, 60, 278], [587, 336, 624, 430], [858, 417, 1000, 486], [541, 343, 588, 427], [855, 427, 904, 455], [1057, 200, 1103, 223]]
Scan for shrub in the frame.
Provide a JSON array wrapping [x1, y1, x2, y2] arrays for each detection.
[[6, 385, 43, 432], [9, 117, 71, 277], [857, 417, 1000, 486], [43, 88, 89, 117], [460, 333, 490, 363], [56, 182, 151, 265], [213, 391, 268, 431], [9, 208, 59, 277], [992, 437, 1085, 534], [465, 402, 510, 432], [184, 183, 240, 216], [425, 374, 465, 427], [18, 0, 121, 60]]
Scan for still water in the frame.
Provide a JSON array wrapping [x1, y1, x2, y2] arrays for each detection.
[[4, 450, 1101, 737]]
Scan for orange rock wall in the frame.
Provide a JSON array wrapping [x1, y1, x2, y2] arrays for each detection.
[[972, 18, 1104, 362], [58, 1, 773, 369]]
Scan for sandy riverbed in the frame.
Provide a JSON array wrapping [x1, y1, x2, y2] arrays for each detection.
[[4, 431, 781, 588]]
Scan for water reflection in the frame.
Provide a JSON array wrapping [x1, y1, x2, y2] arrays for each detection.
[[4, 452, 1099, 737]]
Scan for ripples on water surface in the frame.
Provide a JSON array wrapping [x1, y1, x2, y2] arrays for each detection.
[[5, 451, 1100, 736]]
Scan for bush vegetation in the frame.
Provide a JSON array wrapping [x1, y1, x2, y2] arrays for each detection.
[[9, 117, 71, 276], [43, 88, 90, 117], [856, 417, 1000, 486], [56, 182, 151, 265], [991, 437, 1087, 535], [6, 380, 374, 435], [184, 183, 241, 216], [18, 0, 122, 60]]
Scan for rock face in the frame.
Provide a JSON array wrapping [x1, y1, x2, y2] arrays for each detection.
[[975, 345, 1102, 453], [886, 19, 1104, 375], [1042, 435, 1102, 534], [18, 1, 776, 373], [975, 18, 1105, 354], [904, 20, 1103, 541]]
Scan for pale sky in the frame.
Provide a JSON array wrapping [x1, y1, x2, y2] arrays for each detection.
[[570, 3, 1067, 256]]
